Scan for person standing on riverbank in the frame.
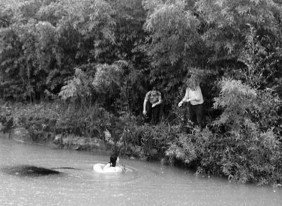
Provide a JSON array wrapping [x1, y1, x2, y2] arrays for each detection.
[[178, 77, 204, 127], [143, 87, 163, 124]]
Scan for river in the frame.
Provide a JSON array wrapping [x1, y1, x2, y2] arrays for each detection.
[[0, 136, 281, 206]]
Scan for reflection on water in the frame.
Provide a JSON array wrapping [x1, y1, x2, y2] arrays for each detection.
[[0, 136, 281, 206]]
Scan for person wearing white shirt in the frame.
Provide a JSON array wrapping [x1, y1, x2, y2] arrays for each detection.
[[178, 78, 204, 127]]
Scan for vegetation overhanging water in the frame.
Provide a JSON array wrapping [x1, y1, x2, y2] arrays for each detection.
[[0, 0, 281, 187]]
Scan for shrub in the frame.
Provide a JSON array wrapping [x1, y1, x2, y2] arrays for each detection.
[[0, 106, 14, 135], [118, 113, 178, 160], [56, 104, 112, 139], [165, 78, 282, 185], [212, 79, 282, 184], [166, 127, 213, 167], [0, 102, 61, 141]]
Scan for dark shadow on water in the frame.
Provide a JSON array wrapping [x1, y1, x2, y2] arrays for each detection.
[[1, 165, 63, 177], [51, 167, 78, 170]]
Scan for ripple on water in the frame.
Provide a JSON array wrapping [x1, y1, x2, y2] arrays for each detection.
[[61, 162, 140, 186], [1, 137, 282, 206]]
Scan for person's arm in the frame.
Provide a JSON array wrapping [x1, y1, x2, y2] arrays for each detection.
[[178, 88, 190, 107], [143, 92, 150, 115], [103, 163, 111, 170], [152, 92, 162, 107]]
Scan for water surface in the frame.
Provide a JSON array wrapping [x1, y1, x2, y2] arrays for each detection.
[[0, 136, 281, 206]]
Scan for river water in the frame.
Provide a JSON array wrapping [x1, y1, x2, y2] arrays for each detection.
[[0, 136, 281, 206]]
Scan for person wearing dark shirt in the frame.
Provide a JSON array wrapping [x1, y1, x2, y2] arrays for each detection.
[[143, 87, 162, 124]]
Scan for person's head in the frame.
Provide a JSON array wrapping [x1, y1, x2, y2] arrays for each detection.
[[186, 76, 199, 90], [110, 154, 119, 167], [150, 86, 157, 92]]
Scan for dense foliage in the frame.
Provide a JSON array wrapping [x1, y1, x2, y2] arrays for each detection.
[[0, 0, 282, 185], [167, 79, 282, 184]]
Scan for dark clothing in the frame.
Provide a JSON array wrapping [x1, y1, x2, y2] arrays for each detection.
[[188, 103, 203, 127], [145, 101, 162, 124]]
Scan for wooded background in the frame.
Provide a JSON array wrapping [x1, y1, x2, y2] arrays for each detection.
[[0, 0, 281, 185]]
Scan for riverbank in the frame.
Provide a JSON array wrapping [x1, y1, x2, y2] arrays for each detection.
[[2, 136, 281, 206], [0, 128, 108, 151], [0, 102, 170, 160], [1, 102, 282, 186]]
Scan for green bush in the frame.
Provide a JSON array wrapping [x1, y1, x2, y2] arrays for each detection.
[[0, 105, 14, 135], [0, 102, 115, 144], [213, 79, 281, 184], [15, 103, 60, 141], [166, 79, 282, 185], [166, 127, 214, 167], [118, 113, 178, 160], [0, 102, 61, 141], [56, 104, 112, 139]]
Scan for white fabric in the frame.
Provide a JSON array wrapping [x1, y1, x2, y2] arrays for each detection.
[[93, 163, 123, 173], [186, 86, 204, 105]]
